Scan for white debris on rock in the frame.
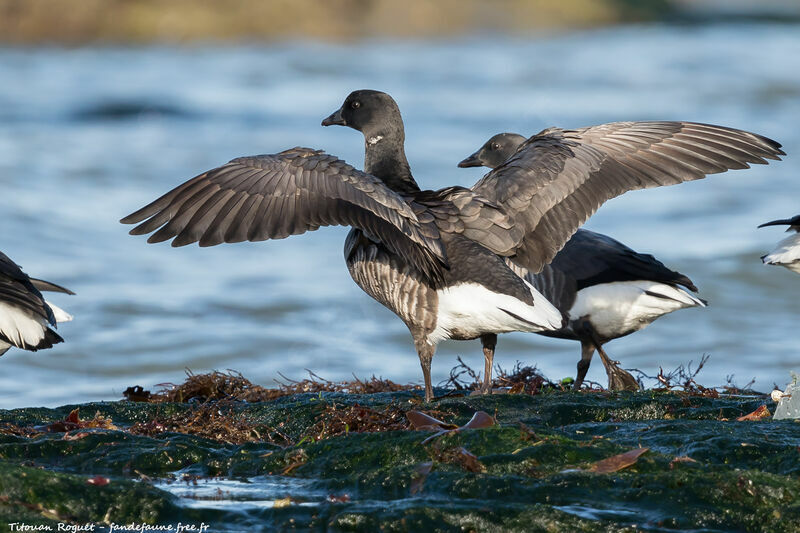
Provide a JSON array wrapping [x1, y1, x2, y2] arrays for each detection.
[[772, 373, 800, 420]]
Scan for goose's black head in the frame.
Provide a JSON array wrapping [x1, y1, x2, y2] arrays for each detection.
[[322, 90, 403, 140], [322, 90, 419, 193], [458, 132, 527, 169]]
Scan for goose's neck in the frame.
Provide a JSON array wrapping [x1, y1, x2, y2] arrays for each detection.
[[363, 130, 420, 194]]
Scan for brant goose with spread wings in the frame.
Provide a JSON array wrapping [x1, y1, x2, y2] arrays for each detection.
[[759, 215, 800, 274], [460, 133, 708, 390], [121, 89, 782, 401], [0, 251, 74, 357]]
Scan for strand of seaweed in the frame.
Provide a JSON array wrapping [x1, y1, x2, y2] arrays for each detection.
[[0, 355, 763, 448]]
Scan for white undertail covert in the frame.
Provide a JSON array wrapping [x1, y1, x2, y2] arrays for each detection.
[[429, 281, 563, 345]]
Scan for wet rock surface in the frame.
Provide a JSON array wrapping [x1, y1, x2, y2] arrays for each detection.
[[1, 390, 798, 531]]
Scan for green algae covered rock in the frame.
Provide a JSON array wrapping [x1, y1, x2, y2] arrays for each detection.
[[0, 461, 181, 525], [0, 391, 798, 532]]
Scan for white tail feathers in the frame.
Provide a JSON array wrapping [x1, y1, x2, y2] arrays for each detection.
[[570, 281, 705, 339], [644, 284, 707, 308], [45, 301, 74, 323]]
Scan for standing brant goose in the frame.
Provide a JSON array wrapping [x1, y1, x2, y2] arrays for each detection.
[[0, 251, 74, 357], [121, 90, 783, 401], [759, 215, 800, 274], [459, 133, 707, 391]]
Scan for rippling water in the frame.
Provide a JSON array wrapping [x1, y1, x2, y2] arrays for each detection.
[[1, 23, 798, 407]]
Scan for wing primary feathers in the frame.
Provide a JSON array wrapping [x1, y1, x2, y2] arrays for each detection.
[[28, 278, 75, 295], [121, 173, 209, 225]]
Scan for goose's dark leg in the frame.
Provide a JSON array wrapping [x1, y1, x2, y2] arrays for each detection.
[[574, 339, 595, 390], [593, 341, 640, 391], [480, 333, 497, 394], [414, 338, 436, 402], [581, 324, 639, 392]]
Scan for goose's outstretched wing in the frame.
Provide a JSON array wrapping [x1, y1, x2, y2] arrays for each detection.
[[472, 122, 784, 273], [121, 147, 448, 283]]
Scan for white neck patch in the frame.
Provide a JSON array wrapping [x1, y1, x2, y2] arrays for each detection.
[[367, 135, 383, 146]]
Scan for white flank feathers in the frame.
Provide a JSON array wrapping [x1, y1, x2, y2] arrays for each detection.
[[762, 233, 800, 274], [0, 302, 49, 349], [429, 282, 563, 345], [569, 281, 706, 340]]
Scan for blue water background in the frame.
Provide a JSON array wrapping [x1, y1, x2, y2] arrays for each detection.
[[0, 23, 798, 407]]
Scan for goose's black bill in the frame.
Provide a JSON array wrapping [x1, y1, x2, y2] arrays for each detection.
[[321, 108, 346, 127], [457, 152, 482, 168], [120, 147, 449, 284], [758, 214, 800, 228]]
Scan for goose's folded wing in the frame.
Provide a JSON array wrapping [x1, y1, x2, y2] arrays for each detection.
[[0, 252, 55, 325], [473, 121, 784, 273], [551, 229, 697, 292], [121, 147, 448, 283]]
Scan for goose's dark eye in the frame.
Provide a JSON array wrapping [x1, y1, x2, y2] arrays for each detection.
[[491, 143, 501, 150], [351, 101, 361, 109]]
